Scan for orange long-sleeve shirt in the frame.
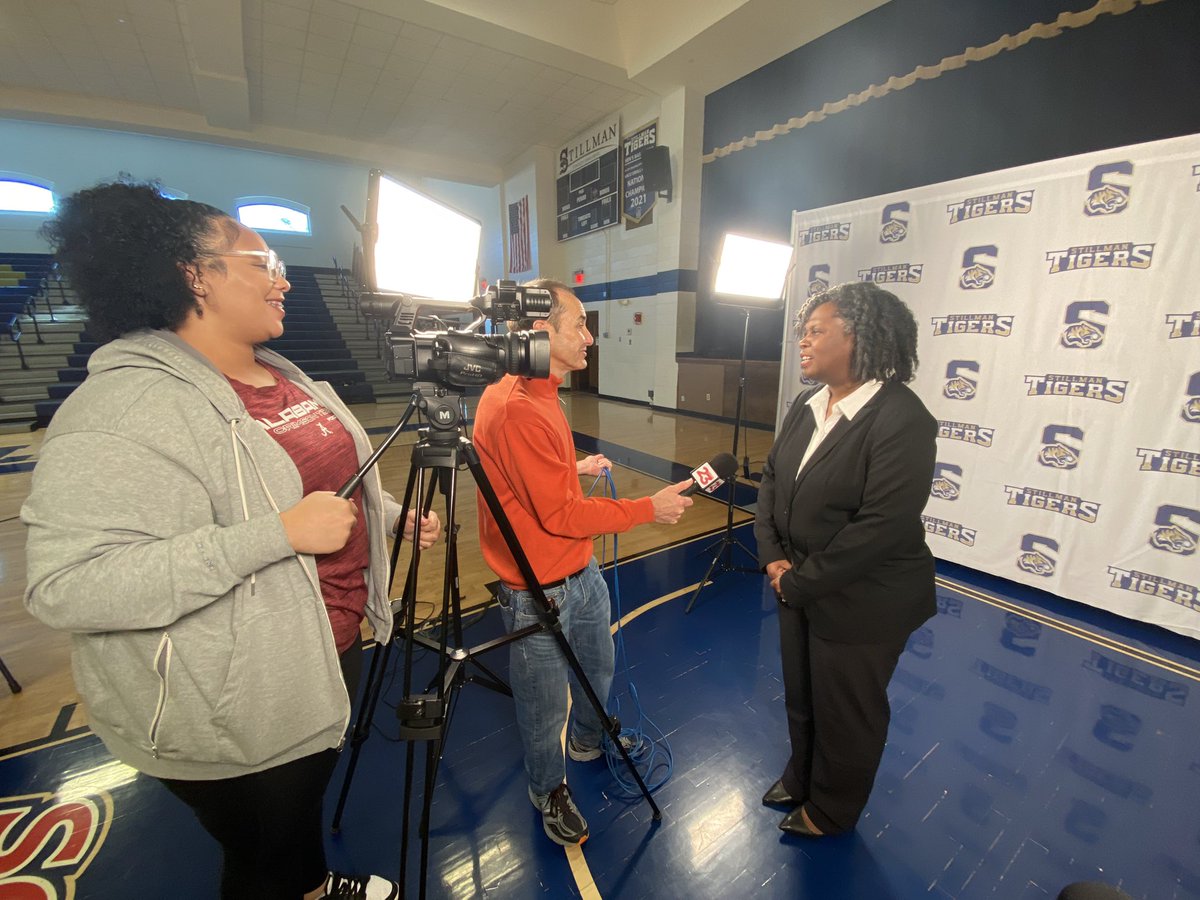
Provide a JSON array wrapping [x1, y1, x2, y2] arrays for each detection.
[[473, 374, 655, 588]]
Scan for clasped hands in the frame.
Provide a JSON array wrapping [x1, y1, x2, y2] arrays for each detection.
[[765, 559, 793, 598]]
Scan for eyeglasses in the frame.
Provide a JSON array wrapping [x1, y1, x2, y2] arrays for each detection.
[[204, 249, 287, 282]]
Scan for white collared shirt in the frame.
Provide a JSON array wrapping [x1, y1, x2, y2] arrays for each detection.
[[795, 380, 883, 478]]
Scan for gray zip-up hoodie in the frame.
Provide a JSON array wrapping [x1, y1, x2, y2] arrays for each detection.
[[22, 330, 399, 780]]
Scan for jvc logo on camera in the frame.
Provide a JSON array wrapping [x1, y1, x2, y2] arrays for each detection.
[[879, 201, 910, 243], [943, 360, 979, 400], [930, 462, 962, 501], [1084, 161, 1133, 216], [1017, 534, 1058, 577], [1038, 425, 1084, 470], [1149, 505, 1200, 556], [959, 245, 997, 290], [1060, 301, 1109, 349]]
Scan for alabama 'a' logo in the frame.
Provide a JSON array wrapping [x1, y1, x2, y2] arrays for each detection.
[[0, 792, 112, 899]]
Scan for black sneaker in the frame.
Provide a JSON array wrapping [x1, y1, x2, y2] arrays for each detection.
[[528, 783, 589, 845], [323, 871, 400, 900]]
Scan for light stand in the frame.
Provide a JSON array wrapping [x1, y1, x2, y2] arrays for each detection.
[[683, 306, 759, 613], [330, 387, 662, 899], [684, 233, 793, 615]]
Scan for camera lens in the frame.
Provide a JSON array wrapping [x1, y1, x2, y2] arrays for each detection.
[[503, 330, 551, 379], [359, 295, 400, 319]]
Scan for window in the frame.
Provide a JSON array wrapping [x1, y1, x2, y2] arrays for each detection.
[[0, 175, 55, 214], [235, 197, 311, 235]]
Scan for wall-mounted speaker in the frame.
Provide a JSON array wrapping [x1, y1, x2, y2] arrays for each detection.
[[642, 145, 673, 202]]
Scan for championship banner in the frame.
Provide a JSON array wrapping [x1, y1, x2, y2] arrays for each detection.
[[556, 115, 620, 241], [622, 119, 658, 229], [782, 133, 1200, 639]]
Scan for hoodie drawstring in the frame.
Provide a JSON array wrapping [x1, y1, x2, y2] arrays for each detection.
[[229, 419, 256, 595]]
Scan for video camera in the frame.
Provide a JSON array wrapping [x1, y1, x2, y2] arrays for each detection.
[[351, 170, 553, 392], [359, 281, 552, 388]]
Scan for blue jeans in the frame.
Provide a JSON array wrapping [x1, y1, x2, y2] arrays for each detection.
[[496, 557, 615, 796]]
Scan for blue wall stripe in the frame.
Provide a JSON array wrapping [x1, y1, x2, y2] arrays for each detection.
[[575, 268, 698, 303]]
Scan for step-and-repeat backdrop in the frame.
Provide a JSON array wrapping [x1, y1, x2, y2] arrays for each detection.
[[780, 133, 1200, 639]]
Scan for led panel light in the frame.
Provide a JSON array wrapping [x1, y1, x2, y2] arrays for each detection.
[[368, 171, 482, 302], [713, 233, 793, 308]]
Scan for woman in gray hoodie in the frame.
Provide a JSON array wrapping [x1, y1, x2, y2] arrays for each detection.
[[23, 181, 438, 900]]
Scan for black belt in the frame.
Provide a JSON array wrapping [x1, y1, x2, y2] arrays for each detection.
[[540, 565, 587, 591]]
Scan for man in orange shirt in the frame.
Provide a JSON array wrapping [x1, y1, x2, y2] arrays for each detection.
[[474, 278, 693, 846]]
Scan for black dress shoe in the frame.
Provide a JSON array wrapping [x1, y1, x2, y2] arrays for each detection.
[[761, 779, 800, 809], [778, 805, 823, 837]]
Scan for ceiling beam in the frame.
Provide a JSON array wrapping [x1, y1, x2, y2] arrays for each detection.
[[178, 0, 251, 131]]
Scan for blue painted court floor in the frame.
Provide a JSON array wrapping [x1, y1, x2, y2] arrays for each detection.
[[2, 523, 1199, 899]]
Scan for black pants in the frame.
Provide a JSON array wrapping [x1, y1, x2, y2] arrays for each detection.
[[777, 601, 908, 834], [160, 644, 364, 900]]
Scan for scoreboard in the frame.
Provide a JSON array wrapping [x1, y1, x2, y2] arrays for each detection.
[[557, 115, 621, 241]]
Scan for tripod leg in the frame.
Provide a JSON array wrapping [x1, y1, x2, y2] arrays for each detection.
[[0, 655, 20, 694], [331, 636, 393, 833], [399, 740, 416, 889], [683, 540, 726, 615], [463, 440, 662, 819]]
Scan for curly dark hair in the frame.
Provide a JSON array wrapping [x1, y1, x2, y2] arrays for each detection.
[[39, 181, 237, 342], [795, 281, 920, 383]]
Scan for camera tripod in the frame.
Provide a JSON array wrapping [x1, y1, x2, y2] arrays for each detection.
[[330, 386, 662, 899]]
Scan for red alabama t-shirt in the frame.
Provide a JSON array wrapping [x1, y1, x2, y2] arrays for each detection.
[[229, 365, 370, 653]]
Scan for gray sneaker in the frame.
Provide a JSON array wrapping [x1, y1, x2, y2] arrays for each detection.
[[528, 783, 589, 845], [567, 732, 638, 762]]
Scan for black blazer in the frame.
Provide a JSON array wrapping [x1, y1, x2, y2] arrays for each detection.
[[754, 382, 938, 643]]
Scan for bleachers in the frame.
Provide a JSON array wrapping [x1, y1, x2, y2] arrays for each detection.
[[0, 252, 61, 380], [2, 261, 382, 430]]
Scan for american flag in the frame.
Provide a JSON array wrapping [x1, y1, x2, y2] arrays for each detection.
[[508, 195, 531, 274]]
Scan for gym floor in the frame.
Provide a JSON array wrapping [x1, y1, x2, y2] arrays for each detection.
[[2, 395, 1197, 899]]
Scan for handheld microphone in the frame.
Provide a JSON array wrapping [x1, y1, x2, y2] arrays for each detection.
[[681, 452, 738, 497]]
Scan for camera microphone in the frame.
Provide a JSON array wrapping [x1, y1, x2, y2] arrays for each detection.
[[681, 452, 738, 497]]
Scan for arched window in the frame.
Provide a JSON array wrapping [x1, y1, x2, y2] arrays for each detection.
[[235, 197, 312, 235], [0, 174, 55, 214]]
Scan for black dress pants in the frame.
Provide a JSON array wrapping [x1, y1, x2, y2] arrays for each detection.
[[159, 644, 364, 899], [777, 600, 909, 833]]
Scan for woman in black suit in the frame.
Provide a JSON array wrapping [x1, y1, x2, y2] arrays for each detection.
[[755, 281, 937, 837]]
